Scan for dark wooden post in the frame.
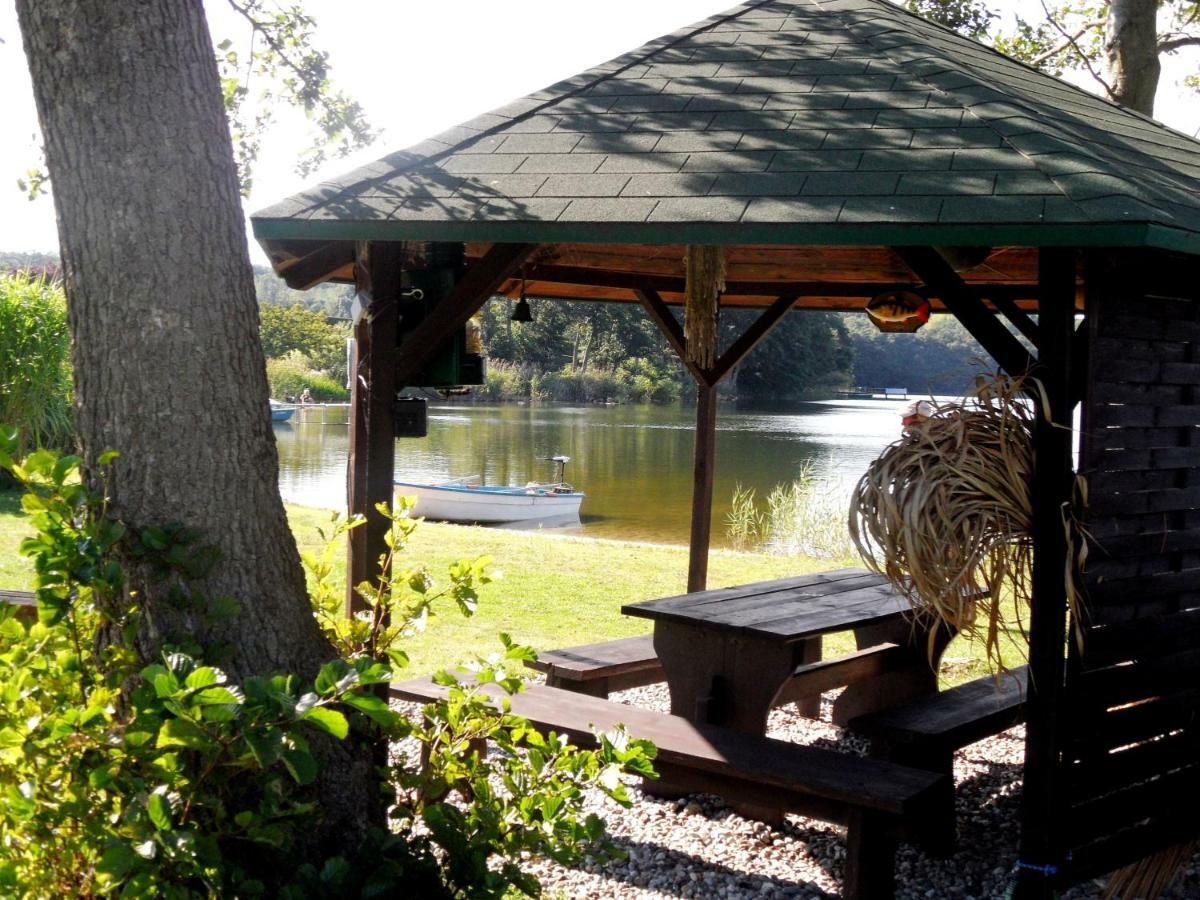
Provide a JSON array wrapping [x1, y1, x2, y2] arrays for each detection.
[[689, 381, 718, 592], [1012, 248, 1077, 899], [346, 241, 404, 616]]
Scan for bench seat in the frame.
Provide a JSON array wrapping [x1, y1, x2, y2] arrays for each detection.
[[848, 665, 1030, 760], [525, 635, 662, 697], [392, 675, 950, 900], [0, 590, 36, 621], [847, 665, 1029, 853]]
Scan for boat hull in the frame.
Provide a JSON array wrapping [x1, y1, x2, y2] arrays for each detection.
[[271, 408, 296, 422], [395, 481, 584, 524]]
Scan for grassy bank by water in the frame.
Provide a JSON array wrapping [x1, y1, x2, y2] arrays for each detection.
[[0, 493, 1015, 681]]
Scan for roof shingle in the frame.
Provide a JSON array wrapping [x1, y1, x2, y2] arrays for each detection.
[[253, 0, 1200, 253]]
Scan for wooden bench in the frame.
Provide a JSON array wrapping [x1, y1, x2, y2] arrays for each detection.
[[0, 590, 36, 621], [525, 635, 662, 698], [847, 665, 1030, 853], [392, 676, 951, 900]]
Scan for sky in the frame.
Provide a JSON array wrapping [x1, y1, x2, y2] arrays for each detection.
[[1, 0, 1197, 265]]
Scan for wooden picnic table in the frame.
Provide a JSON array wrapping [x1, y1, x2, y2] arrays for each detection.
[[621, 568, 951, 737]]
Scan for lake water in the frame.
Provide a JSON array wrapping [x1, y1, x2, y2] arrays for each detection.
[[274, 398, 913, 546]]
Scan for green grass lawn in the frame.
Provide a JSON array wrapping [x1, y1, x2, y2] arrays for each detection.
[[1, 491, 1021, 681]]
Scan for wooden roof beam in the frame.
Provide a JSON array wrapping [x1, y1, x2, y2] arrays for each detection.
[[525, 263, 1040, 302], [634, 287, 709, 385], [710, 292, 799, 384], [896, 246, 1036, 378], [279, 240, 356, 290]]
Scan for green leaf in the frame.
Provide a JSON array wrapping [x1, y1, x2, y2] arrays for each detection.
[[281, 747, 318, 785], [300, 706, 348, 739], [147, 791, 172, 831], [184, 666, 220, 690], [342, 690, 396, 727], [315, 660, 349, 696], [157, 718, 209, 750], [89, 761, 118, 790], [95, 843, 136, 883]]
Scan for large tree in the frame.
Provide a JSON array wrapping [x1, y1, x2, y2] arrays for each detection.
[[14, 0, 379, 852]]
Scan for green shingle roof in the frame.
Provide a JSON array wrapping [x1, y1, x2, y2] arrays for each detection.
[[252, 0, 1200, 253]]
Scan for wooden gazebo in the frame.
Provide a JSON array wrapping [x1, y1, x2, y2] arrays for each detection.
[[253, 0, 1200, 895]]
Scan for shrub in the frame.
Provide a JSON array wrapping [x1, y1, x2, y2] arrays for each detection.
[[266, 351, 349, 402], [0, 273, 73, 459], [479, 360, 531, 401], [0, 437, 655, 897]]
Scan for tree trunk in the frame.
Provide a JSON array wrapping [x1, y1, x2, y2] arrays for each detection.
[[580, 314, 597, 373], [1104, 0, 1161, 114], [15, 0, 381, 853]]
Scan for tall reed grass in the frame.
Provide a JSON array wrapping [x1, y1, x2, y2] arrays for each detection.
[[725, 464, 855, 560], [0, 272, 74, 458]]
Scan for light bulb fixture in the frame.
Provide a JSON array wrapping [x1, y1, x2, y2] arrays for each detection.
[[511, 269, 533, 323]]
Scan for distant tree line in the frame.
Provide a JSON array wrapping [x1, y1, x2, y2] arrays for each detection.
[[6, 254, 985, 405], [477, 296, 858, 403]]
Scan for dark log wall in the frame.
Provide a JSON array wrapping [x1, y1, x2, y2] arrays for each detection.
[[1066, 250, 1200, 882]]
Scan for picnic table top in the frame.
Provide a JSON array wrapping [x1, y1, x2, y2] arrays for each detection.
[[621, 568, 910, 644]]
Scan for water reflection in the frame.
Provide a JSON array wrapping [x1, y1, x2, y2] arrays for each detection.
[[273, 399, 910, 545]]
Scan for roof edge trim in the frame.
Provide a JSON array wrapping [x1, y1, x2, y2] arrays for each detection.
[[252, 217, 1159, 251]]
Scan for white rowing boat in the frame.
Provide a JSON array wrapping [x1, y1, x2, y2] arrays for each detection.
[[394, 456, 584, 525]]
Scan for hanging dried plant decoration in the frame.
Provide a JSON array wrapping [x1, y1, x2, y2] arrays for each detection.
[[684, 245, 724, 371], [849, 372, 1087, 670]]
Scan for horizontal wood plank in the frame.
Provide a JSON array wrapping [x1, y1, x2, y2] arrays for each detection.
[[848, 666, 1028, 750], [527, 635, 658, 681]]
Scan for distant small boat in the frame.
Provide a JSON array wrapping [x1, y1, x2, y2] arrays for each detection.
[[395, 456, 584, 524], [270, 400, 296, 422]]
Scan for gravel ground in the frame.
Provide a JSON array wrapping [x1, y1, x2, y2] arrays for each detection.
[[395, 682, 1200, 900]]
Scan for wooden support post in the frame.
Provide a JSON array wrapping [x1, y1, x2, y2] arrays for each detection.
[[1012, 248, 1077, 899], [689, 381, 718, 592], [636, 286, 801, 593], [346, 241, 404, 617]]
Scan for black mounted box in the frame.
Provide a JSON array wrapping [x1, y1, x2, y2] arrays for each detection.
[[393, 397, 428, 438]]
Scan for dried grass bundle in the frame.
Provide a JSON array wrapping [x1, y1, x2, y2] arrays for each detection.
[[1103, 841, 1198, 900], [848, 374, 1036, 668], [684, 245, 724, 370]]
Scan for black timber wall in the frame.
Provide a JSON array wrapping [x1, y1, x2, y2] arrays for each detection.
[[1066, 250, 1200, 882]]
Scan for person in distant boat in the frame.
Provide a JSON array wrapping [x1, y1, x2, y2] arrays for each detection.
[[299, 388, 313, 404]]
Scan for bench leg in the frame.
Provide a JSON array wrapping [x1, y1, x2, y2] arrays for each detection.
[[546, 672, 610, 698], [870, 739, 957, 857], [844, 809, 896, 900]]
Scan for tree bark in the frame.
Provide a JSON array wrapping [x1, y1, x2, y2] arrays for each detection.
[[15, 0, 381, 853], [1104, 0, 1161, 114]]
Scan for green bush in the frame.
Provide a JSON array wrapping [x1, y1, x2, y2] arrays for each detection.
[[266, 351, 349, 402], [0, 438, 655, 897], [479, 360, 531, 401], [0, 273, 74, 458], [479, 359, 681, 405], [259, 303, 350, 384]]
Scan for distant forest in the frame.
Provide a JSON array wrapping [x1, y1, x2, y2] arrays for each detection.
[[6, 252, 989, 399]]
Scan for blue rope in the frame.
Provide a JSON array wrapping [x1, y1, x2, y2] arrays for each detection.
[[1013, 859, 1059, 876]]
